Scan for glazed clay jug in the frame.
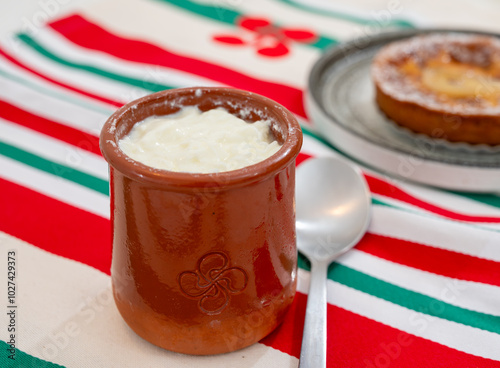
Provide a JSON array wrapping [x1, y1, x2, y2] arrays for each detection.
[[100, 87, 303, 355]]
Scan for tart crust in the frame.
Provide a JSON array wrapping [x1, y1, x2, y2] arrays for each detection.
[[372, 33, 500, 145]]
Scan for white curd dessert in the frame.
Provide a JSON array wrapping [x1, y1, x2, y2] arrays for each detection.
[[118, 106, 282, 173]]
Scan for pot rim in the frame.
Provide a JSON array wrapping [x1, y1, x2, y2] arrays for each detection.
[[99, 87, 303, 190]]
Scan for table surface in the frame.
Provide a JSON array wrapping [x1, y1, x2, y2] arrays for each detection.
[[1, 0, 500, 367]]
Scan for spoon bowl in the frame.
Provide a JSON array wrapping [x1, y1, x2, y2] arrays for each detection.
[[296, 156, 371, 368], [296, 156, 371, 263]]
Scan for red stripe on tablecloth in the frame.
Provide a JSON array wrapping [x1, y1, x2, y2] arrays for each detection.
[[0, 99, 101, 156], [356, 232, 500, 287], [296, 152, 312, 166], [0, 177, 111, 275], [0, 46, 123, 108], [262, 291, 500, 367], [47, 14, 307, 118], [365, 175, 500, 223]]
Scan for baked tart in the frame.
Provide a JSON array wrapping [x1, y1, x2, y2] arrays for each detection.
[[372, 33, 500, 146]]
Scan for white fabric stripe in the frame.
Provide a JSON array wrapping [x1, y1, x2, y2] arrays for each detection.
[[235, 0, 418, 40], [338, 248, 500, 317], [395, 0, 500, 33], [80, 0, 317, 89], [283, 0, 409, 21], [34, 26, 225, 90], [372, 193, 500, 232], [369, 205, 500, 262], [297, 269, 500, 361], [287, 0, 500, 34], [0, 119, 109, 180], [0, 155, 109, 218], [1, 37, 145, 104], [42, 314, 296, 368], [0, 232, 110, 353], [0, 72, 108, 136], [300, 133, 345, 158], [0, 52, 117, 112], [372, 192, 447, 216], [0, 232, 296, 367], [397, 179, 500, 217]]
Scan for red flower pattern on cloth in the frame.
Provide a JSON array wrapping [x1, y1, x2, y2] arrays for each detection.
[[213, 16, 317, 57]]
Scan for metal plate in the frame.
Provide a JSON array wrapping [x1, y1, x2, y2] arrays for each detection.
[[306, 28, 500, 192]]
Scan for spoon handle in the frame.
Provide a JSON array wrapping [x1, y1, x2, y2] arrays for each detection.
[[299, 259, 328, 368]]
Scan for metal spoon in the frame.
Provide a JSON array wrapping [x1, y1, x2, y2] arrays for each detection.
[[296, 156, 371, 368]]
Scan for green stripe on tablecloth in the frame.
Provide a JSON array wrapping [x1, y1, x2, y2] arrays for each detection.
[[0, 141, 109, 196], [449, 191, 500, 211], [276, 0, 415, 28], [0, 66, 114, 116], [155, 0, 338, 49], [157, 0, 240, 24], [16, 33, 176, 93], [297, 254, 500, 335], [0, 340, 66, 368]]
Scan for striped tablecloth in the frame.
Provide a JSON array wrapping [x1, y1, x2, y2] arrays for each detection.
[[1, 0, 500, 367]]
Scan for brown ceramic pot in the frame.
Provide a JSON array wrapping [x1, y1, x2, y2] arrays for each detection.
[[100, 87, 303, 355]]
